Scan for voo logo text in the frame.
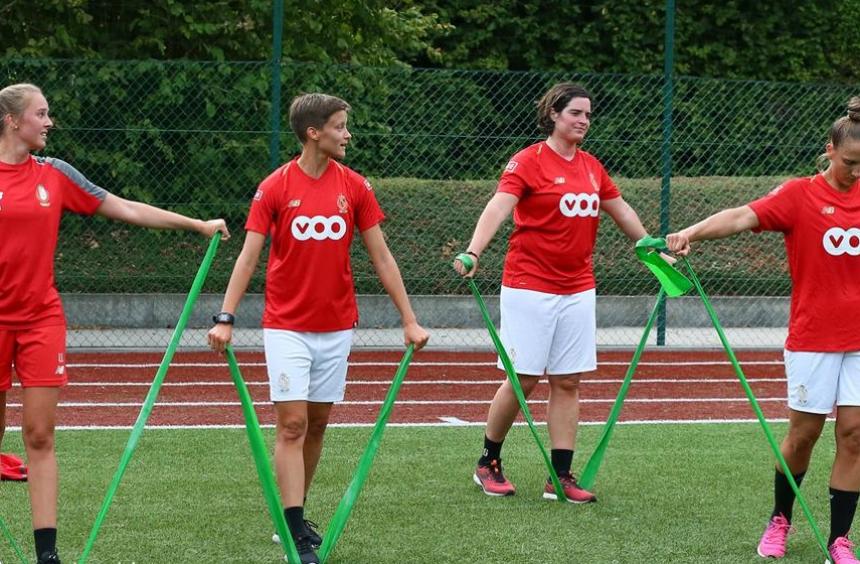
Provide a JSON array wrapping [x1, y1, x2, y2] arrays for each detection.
[[559, 193, 600, 218], [291, 215, 347, 241], [823, 227, 860, 256]]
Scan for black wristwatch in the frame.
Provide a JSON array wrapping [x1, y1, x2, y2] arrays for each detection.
[[212, 312, 235, 325]]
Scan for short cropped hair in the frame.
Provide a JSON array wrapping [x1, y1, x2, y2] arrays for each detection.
[[289, 93, 351, 143]]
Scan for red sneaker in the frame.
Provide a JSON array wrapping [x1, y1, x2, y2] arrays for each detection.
[[543, 474, 597, 503], [473, 459, 516, 496]]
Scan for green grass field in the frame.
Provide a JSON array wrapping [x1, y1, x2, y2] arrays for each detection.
[[0, 423, 840, 563]]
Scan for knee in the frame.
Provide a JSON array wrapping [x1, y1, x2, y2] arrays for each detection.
[[306, 417, 329, 441], [836, 425, 860, 457], [518, 376, 540, 396], [550, 376, 581, 395], [23, 426, 54, 453], [785, 428, 822, 455], [276, 417, 308, 444]]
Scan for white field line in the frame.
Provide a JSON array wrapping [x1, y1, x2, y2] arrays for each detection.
[[4, 417, 820, 431], [4, 397, 787, 408]]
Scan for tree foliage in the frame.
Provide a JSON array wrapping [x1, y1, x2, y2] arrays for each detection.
[[417, 0, 860, 83], [0, 0, 447, 65], [3, 1, 859, 83]]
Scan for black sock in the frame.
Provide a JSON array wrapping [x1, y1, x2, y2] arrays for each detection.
[[478, 436, 503, 466], [551, 449, 574, 477], [772, 469, 805, 522], [829, 488, 860, 545], [34, 528, 57, 557], [284, 506, 305, 539]]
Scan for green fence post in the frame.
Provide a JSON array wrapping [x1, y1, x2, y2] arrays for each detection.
[[269, 0, 284, 171], [657, 0, 676, 346]]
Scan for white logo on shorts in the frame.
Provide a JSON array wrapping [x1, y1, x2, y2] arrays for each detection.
[[291, 215, 347, 241], [278, 373, 290, 393], [559, 193, 599, 218], [822, 227, 860, 256], [795, 384, 808, 406]]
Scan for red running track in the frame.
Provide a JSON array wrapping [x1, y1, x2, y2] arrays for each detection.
[[2, 350, 794, 428]]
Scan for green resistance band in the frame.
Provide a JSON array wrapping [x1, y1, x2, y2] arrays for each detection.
[[0, 512, 27, 564], [579, 289, 666, 490], [634, 235, 693, 297], [225, 345, 301, 564], [582, 236, 691, 489], [681, 255, 830, 561], [78, 234, 221, 564], [455, 254, 565, 501], [319, 344, 415, 562]]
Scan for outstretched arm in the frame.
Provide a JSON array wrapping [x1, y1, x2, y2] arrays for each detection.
[[361, 225, 429, 350], [453, 192, 519, 277], [207, 231, 266, 352], [96, 193, 229, 239], [601, 197, 648, 241], [666, 205, 759, 255]]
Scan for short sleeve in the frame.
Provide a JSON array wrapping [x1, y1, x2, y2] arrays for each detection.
[[748, 179, 804, 233], [245, 168, 283, 235], [497, 157, 530, 198], [353, 174, 385, 232], [49, 158, 107, 215], [596, 160, 621, 201]]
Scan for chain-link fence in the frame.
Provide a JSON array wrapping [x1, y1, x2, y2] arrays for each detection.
[[1, 58, 854, 349]]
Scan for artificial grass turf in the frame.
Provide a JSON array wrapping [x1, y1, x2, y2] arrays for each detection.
[[0, 422, 839, 563]]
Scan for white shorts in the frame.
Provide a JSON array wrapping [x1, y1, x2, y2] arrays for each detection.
[[263, 328, 353, 402], [497, 286, 597, 376], [784, 350, 860, 414]]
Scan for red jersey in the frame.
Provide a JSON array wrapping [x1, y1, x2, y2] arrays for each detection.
[[0, 156, 106, 328], [749, 174, 860, 351], [497, 142, 621, 294], [246, 159, 385, 332]]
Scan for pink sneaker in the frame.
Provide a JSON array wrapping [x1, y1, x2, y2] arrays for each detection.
[[543, 474, 597, 504], [829, 537, 860, 564], [473, 459, 515, 496], [757, 514, 791, 558]]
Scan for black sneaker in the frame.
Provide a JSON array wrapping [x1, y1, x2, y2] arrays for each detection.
[[303, 519, 323, 549], [293, 534, 320, 564], [37, 549, 61, 564], [272, 519, 323, 549]]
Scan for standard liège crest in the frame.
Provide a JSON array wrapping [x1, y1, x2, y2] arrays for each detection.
[[36, 184, 50, 207], [337, 194, 349, 214], [588, 171, 600, 192]]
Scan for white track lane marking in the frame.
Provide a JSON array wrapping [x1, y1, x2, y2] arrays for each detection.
[[4, 397, 787, 408], [5, 417, 823, 431], [60, 377, 786, 387], [66, 360, 783, 368]]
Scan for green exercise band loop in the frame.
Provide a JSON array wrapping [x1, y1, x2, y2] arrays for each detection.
[[79, 235, 221, 563], [455, 253, 566, 501], [634, 236, 692, 297], [225, 345, 301, 564], [582, 238, 830, 562], [319, 345, 415, 562]]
